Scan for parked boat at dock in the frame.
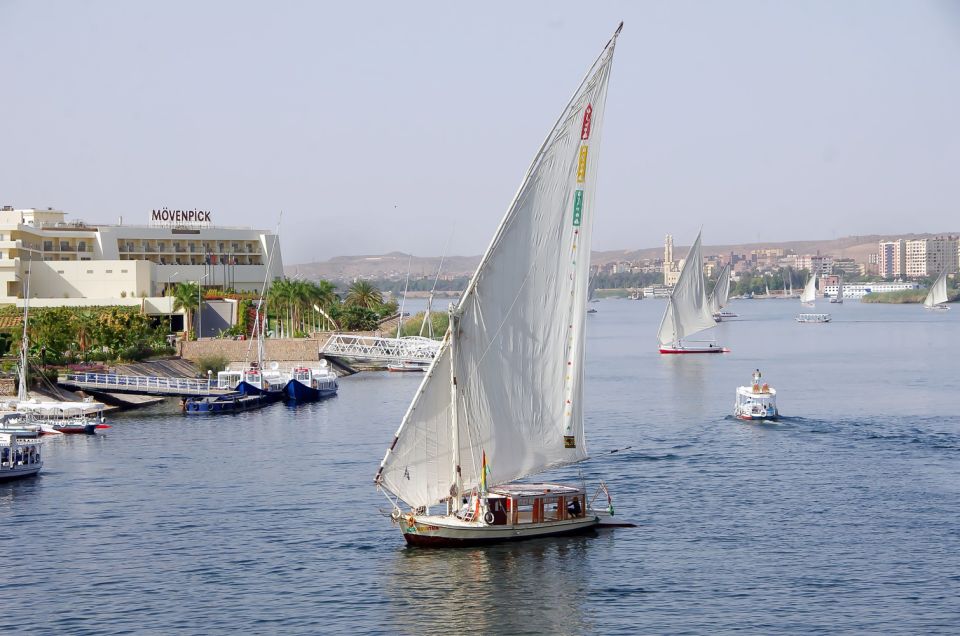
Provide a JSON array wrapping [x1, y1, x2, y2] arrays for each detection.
[[16, 400, 110, 435], [375, 24, 624, 547], [0, 431, 42, 481], [182, 392, 268, 415], [386, 362, 428, 373], [285, 362, 338, 401]]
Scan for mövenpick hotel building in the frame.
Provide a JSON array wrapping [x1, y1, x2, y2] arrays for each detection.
[[0, 207, 284, 316]]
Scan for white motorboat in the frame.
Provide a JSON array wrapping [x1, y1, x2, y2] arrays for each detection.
[[0, 431, 42, 481], [796, 313, 831, 323], [16, 400, 109, 435], [375, 24, 625, 547], [734, 370, 779, 421], [658, 231, 729, 353], [923, 269, 950, 310]]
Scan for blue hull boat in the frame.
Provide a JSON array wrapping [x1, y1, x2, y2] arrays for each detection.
[[285, 378, 338, 402], [182, 393, 268, 415], [235, 381, 285, 402]]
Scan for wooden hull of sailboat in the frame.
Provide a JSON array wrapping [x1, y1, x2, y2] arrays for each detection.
[[659, 345, 729, 354], [400, 514, 600, 548]]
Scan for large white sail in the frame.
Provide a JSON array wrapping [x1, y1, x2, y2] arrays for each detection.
[[924, 269, 948, 307], [377, 27, 621, 509], [708, 263, 731, 314], [657, 231, 716, 347], [800, 275, 816, 305]]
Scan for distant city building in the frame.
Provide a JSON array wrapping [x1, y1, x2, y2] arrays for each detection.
[[832, 258, 859, 277], [904, 236, 958, 278], [795, 254, 833, 275], [877, 239, 906, 278], [663, 234, 681, 286]]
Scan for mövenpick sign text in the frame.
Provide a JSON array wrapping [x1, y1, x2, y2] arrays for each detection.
[[150, 208, 213, 228]]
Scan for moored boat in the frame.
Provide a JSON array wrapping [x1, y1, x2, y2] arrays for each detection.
[[796, 313, 831, 323], [375, 24, 625, 547], [285, 362, 338, 400], [386, 362, 428, 373], [0, 432, 42, 481], [734, 370, 778, 421], [182, 392, 268, 414]]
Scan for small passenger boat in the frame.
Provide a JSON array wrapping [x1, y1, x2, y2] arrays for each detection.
[[16, 400, 110, 435], [0, 432, 42, 481], [796, 313, 831, 323], [734, 370, 779, 421], [285, 362, 339, 400]]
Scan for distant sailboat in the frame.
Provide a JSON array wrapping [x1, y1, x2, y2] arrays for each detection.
[[923, 269, 950, 310], [709, 263, 736, 321], [658, 231, 727, 353], [830, 276, 844, 304], [375, 24, 624, 547], [797, 274, 830, 323]]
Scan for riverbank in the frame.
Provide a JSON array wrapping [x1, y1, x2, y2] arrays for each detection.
[[861, 289, 958, 304]]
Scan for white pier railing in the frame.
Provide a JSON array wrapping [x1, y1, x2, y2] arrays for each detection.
[[319, 334, 441, 364], [59, 373, 231, 396]]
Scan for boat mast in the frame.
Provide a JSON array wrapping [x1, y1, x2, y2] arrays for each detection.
[[448, 304, 461, 512], [18, 263, 31, 402]]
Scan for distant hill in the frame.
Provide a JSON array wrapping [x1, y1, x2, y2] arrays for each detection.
[[286, 233, 958, 282]]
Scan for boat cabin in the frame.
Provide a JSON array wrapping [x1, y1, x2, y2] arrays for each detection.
[[0, 432, 42, 477], [217, 371, 242, 390], [459, 484, 587, 526]]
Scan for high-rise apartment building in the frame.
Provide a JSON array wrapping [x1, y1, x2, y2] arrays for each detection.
[[878, 240, 906, 278], [904, 236, 958, 278]]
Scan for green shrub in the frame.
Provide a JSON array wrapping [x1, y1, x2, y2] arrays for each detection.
[[197, 354, 229, 376]]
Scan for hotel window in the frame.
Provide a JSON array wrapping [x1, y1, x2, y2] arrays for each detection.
[[43, 241, 53, 251], [86, 270, 94, 274], [106, 269, 113, 273], [77, 241, 87, 252], [157, 242, 166, 252], [121, 269, 128, 273], [60, 241, 70, 251]]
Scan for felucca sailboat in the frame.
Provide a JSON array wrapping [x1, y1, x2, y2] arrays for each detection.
[[375, 24, 623, 547], [709, 262, 735, 321], [797, 274, 830, 322], [658, 231, 727, 353], [923, 269, 950, 310]]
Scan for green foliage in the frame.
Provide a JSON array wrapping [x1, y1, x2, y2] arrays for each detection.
[[344, 280, 383, 310], [399, 311, 449, 338], [336, 306, 380, 331], [197, 354, 229, 376], [268, 278, 340, 337], [861, 289, 959, 304], [22, 306, 168, 363], [171, 282, 201, 338]]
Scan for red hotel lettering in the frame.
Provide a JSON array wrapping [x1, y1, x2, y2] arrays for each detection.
[[580, 104, 593, 140]]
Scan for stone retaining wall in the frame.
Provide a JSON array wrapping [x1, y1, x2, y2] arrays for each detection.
[[178, 338, 322, 363]]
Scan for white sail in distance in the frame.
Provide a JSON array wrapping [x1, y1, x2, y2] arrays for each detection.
[[800, 275, 816, 305], [924, 269, 948, 307], [376, 26, 621, 510], [657, 231, 716, 347], [708, 263, 731, 314]]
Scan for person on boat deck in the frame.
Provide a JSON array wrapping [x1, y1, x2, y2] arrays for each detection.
[[567, 498, 582, 518]]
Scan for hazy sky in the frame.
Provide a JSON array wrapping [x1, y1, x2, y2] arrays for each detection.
[[2, 1, 959, 264]]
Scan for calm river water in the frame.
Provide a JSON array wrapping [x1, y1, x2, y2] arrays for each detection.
[[5, 299, 959, 634]]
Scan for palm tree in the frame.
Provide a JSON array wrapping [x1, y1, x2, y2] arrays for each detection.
[[172, 282, 200, 336], [344, 280, 383, 310], [71, 310, 98, 360]]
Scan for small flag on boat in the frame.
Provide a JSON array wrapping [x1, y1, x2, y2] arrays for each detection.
[[480, 450, 490, 493]]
